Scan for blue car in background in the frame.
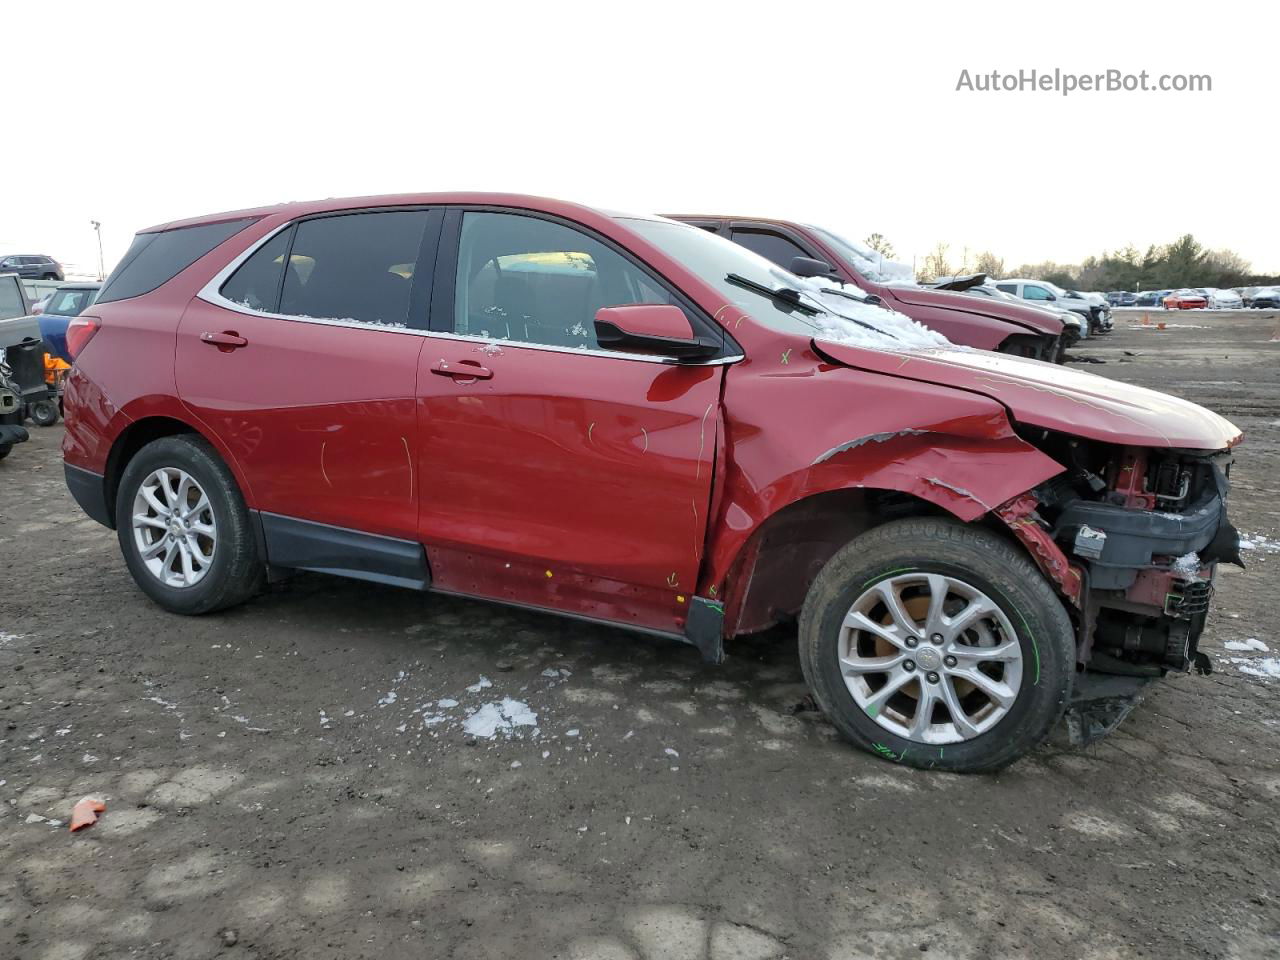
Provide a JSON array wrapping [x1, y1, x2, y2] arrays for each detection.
[[36, 282, 100, 361]]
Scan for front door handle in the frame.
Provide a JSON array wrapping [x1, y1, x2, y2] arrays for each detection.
[[201, 331, 249, 350], [431, 359, 493, 381]]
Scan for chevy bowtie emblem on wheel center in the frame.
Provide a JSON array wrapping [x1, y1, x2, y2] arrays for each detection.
[[914, 647, 943, 671]]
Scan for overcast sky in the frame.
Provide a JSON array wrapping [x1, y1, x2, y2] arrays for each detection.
[[5, 0, 1274, 280]]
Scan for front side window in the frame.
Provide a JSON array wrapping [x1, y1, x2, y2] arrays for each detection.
[[995, 283, 1016, 294], [730, 229, 814, 271], [1024, 285, 1052, 301], [453, 211, 680, 350]]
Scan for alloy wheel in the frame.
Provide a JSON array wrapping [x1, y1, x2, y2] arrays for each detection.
[[838, 572, 1023, 745], [131, 467, 217, 588]]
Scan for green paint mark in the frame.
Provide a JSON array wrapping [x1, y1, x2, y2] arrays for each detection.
[[1012, 608, 1041, 685], [708, 584, 717, 597], [866, 704, 880, 718], [871, 742, 898, 761], [780, 348, 792, 365]]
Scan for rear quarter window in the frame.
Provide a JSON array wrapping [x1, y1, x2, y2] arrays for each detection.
[[0, 275, 27, 319], [96, 218, 257, 304]]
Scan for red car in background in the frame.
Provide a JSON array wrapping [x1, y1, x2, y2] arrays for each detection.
[[1164, 289, 1209, 309], [669, 215, 1066, 361], [61, 194, 1242, 772]]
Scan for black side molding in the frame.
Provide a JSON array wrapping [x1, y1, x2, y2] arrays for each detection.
[[259, 512, 430, 591], [64, 462, 113, 527]]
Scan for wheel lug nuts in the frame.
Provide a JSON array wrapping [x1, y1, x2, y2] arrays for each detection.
[[944, 655, 957, 668], [904, 660, 916, 672], [905, 637, 918, 648], [930, 634, 944, 644], [926, 672, 940, 684]]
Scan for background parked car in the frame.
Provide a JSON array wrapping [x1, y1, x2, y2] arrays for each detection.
[[1207, 288, 1243, 309], [669, 216, 1067, 361], [959, 282, 1086, 344], [1250, 286, 1280, 308], [1134, 289, 1172, 307], [37, 282, 100, 362], [1164, 288, 1209, 309], [1106, 291, 1137, 306], [994, 278, 1112, 334], [0, 254, 63, 281]]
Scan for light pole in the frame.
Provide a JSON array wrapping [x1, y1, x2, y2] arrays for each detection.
[[90, 220, 104, 281]]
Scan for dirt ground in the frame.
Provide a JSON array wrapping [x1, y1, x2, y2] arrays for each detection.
[[2, 310, 1278, 960]]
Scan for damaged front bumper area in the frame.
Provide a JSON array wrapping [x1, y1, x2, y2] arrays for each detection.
[[999, 446, 1241, 745]]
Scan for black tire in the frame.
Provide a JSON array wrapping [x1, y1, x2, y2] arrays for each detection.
[[798, 517, 1074, 773], [115, 434, 263, 615], [0, 443, 10, 461], [30, 399, 59, 427]]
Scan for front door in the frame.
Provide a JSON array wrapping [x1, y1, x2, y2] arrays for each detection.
[[177, 209, 439, 546], [416, 209, 724, 634]]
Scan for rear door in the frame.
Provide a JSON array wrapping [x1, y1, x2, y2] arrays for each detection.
[[178, 209, 441, 562], [415, 209, 727, 634]]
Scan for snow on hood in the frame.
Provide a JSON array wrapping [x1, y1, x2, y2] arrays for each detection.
[[814, 340, 1243, 451], [797, 277, 952, 350]]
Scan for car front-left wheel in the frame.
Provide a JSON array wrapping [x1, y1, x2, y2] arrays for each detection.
[[798, 517, 1075, 773], [115, 434, 263, 615]]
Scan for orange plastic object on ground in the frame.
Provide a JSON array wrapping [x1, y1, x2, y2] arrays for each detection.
[[69, 796, 106, 832]]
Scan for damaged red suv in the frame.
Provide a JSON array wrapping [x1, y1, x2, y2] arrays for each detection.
[[62, 194, 1242, 772]]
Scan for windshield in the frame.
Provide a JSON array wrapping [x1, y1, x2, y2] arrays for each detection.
[[805, 225, 915, 285], [619, 217, 948, 350]]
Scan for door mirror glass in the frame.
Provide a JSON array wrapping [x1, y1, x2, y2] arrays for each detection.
[[594, 304, 716, 360], [789, 256, 836, 279]]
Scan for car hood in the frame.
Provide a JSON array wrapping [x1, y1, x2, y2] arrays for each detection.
[[885, 285, 1062, 336], [814, 340, 1242, 451]]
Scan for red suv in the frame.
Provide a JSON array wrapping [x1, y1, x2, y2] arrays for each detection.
[[670, 216, 1068, 361], [61, 195, 1242, 772]]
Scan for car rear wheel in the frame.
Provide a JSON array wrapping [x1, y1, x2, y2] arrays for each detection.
[[115, 435, 263, 615], [798, 517, 1074, 773]]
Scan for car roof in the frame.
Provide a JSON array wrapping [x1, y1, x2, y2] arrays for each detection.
[[140, 192, 618, 234]]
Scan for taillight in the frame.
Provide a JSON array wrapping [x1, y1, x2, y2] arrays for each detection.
[[66, 316, 101, 360]]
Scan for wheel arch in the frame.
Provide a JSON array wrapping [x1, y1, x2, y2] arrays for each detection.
[[714, 485, 953, 638], [103, 414, 252, 528]]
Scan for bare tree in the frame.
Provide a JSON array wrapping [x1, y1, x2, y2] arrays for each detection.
[[865, 233, 896, 259], [973, 251, 1004, 278], [917, 242, 953, 283]]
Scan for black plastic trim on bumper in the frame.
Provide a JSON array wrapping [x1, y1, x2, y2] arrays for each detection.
[[0, 424, 29, 447], [64, 462, 113, 527]]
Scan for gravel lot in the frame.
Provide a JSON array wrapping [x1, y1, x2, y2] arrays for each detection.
[[2, 311, 1278, 960]]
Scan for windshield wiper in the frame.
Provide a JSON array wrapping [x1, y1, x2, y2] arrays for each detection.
[[726, 273, 820, 316]]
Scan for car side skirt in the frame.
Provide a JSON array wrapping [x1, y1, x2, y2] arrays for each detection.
[[258, 512, 430, 591]]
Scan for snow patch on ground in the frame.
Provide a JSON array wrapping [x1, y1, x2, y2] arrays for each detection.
[[1225, 638, 1268, 653], [1232, 658, 1280, 679], [466, 677, 493, 693], [1240, 532, 1280, 553], [463, 699, 539, 739]]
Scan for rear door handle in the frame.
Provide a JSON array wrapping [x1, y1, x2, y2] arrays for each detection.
[[201, 331, 248, 349], [431, 359, 493, 381]]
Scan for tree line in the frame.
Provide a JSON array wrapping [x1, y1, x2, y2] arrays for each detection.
[[889, 234, 1277, 290]]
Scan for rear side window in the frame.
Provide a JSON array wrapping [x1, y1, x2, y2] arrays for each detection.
[[220, 228, 293, 312], [44, 288, 96, 317], [97, 218, 256, 304], [276, 212, 429, 327], [730, 229, 813, 272]]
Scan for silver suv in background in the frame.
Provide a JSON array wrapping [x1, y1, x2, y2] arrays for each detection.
[[995, 279, 1113, 335]]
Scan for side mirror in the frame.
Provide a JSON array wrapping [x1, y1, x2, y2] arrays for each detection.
[[594, 304, 718, 361], [789, 256, 836, 279]]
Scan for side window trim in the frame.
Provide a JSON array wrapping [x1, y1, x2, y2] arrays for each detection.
[[431, 205, 734, 360], [201, 207, 444, 332]]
